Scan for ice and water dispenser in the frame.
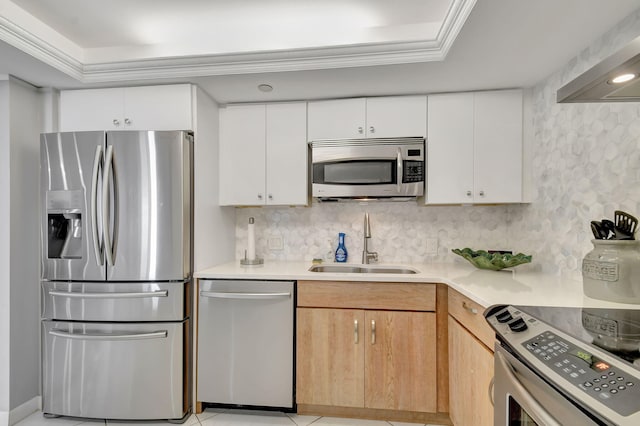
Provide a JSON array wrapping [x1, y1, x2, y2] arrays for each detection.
[[46, 190, 83, 259]]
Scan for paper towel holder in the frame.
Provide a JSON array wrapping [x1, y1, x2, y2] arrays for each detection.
[[240, 250, 264, 266]]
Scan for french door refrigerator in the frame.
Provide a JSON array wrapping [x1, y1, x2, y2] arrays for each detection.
[[40, 130, 193, 422]]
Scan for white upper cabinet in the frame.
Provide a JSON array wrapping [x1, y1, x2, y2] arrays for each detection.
[[219, 102, 308, 206], [307, 96, 426, 141], [365, 96, 427, 138], [426, 89, 523, 204], [59, 84, 193, 131]]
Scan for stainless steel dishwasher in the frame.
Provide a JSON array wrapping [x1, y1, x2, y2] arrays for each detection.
[[197, 279, 294, 410]]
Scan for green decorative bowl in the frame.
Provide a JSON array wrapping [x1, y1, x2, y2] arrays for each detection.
[[452, 248, 532, 271]]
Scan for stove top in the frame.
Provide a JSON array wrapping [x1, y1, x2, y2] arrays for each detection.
[[514, 306, 640, 368], [486, 304, 640, 425]]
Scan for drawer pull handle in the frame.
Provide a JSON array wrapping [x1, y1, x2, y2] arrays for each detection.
[[49, 329, 167, 341], [371, 319, 376, 345], [50, 290, 168, 299], [354, 319, 359, 344], [463, 301, 478, 315]]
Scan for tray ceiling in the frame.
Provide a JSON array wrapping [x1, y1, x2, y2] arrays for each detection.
[[1, 0, 475, 82]]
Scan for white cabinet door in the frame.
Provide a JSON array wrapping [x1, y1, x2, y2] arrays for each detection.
[[427, 93, 474, 204], [265, 103, 308, 205], [219, 105, 266, 206], [59, 88, 124, 131], [59, 85, 193, 131], [123, 85, 192, 131], [426, 90, 523, 205], [366, 96, 426, 138], [474, 90, 523, 203], [307, 98, 366, 140]]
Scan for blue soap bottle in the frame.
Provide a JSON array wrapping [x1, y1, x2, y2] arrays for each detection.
[[335, 232, 348, 263]]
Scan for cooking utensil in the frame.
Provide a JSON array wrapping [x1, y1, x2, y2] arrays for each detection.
[[590, 221, 607, 239], [601, 219, 616, 239], [614, 210, 638, 240]]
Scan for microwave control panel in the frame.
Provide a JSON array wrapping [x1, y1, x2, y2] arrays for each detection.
[[403, 161, 424, 183]]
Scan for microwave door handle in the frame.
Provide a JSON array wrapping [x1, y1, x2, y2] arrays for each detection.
[[495, 351, 561, 426], [397, 148, 403, 192], [90, 145, 104, 266]]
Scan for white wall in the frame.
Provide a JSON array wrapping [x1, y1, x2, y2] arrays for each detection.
[[193, 86, 235, 270], [0, 77, 42, 426], [0, 78, 11, 426]]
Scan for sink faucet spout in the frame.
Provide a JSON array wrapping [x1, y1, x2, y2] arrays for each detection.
[[362, 213, 379, 264]]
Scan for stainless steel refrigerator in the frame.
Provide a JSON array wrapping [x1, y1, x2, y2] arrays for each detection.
[[40, 130, 193, 422]]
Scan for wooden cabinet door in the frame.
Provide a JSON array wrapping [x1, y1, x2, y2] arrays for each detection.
[[265, 102, 308, 205], [364, 311, 437, 412], [218, 104, 266, 206], [59, 88, 124, 131], [307, 98, 366, 141], [426, 92, 474, 204], [296, 308, 365, 407], [448, 316, 494, 426], [123, 84, 192, 131], [473, 89, 523, 203], [366, 96, 427, 138]]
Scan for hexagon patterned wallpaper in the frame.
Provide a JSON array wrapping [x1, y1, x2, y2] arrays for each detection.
[[235, 10, 640, 280]]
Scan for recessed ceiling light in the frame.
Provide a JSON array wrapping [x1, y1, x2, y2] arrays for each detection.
[[258, 84, 273, 92], [609, 73, 637, 84]]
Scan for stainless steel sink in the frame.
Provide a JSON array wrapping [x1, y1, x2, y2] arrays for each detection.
[[308, 264, 419, 274]]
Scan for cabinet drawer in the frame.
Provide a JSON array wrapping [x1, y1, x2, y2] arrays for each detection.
[[298, 281, 435, 311], [448, 288, 495, 349]]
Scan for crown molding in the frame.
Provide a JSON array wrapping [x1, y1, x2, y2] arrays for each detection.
[[0, 0, 476, 84], [0, 16, 84, 80]]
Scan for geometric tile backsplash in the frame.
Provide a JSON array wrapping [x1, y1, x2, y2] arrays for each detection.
[[236, 9, 640, 281]]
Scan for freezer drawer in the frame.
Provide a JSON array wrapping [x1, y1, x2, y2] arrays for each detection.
[[41, 281, 189, 321], [197, 280, 294, 409], [42, 320, 188, 420]]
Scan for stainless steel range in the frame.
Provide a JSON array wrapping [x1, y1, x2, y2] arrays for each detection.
[[486, 305, 640, 425]]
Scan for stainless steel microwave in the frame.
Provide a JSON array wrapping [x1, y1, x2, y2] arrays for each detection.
[[310, 137, 425, 201]]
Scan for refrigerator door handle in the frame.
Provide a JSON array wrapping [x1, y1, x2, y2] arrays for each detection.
[[102, 144, 116, 266], [90, 145, 104, 266], [49, 290, 168, 299], [49, 329, 168, 341], [200, 291, 291, 299]]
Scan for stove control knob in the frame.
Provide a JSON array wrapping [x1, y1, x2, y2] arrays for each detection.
[[496, 310, 514, 323], [508, 317, 528, 332]]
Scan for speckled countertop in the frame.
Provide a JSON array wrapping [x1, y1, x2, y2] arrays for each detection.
[[196, 260, 640, 310]]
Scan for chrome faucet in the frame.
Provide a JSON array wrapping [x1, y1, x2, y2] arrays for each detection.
[[362, 213, 378, 264]]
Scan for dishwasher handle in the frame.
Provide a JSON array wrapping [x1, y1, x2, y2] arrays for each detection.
[[200, 291, 291, 300]]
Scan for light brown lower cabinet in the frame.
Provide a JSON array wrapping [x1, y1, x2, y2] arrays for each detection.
[[448, 315, 494, 426], [297, 307, 437, 413]]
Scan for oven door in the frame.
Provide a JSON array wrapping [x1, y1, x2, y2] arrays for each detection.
[[494, 345, 603, 426]]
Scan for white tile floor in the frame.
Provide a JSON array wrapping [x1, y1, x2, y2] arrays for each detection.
[[16, 409, 448, 426]]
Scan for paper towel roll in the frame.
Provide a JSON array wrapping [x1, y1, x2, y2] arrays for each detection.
[[247, 217, 256, 260]]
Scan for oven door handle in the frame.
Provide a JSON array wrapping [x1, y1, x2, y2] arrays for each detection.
[[496, 351, 562, 426]]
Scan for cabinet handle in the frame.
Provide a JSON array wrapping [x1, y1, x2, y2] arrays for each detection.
[[371, 319, 376, 345], [466, 190, 472, 197], [268, 194, 273, 200], [124, 118, 131, 126], [257, 194, 263, 200], [488, 377, 495, 407], [369, 126, 375, 134], [112, 119, 120, 127], [479, 190, 485, 197], [462, 301, 478, 315], [358, 126, 364, 134], [354, 319, 359, 344]]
